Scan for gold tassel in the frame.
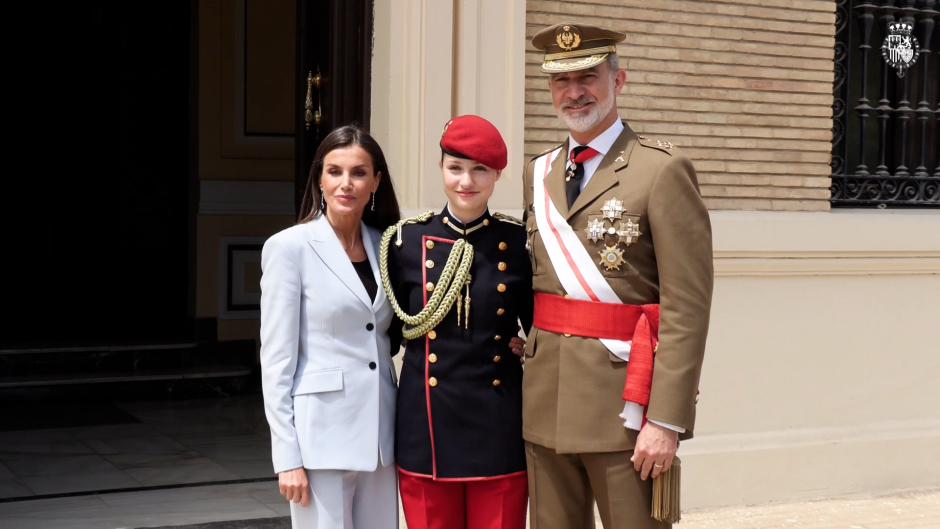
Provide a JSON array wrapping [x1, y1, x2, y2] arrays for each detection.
[[464, 282, 471, 330], [456, 291, 462, 328], [651, 457, 681, 523]]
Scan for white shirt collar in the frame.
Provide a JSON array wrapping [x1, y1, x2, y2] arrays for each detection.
[[568, 119, 624, 158]]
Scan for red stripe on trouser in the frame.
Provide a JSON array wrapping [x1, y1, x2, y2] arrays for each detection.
[[532, 292, 660, 407], [398, 470, 528, 529]]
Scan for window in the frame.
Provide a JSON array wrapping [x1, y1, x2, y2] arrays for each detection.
[[831, 0, 938, 207]]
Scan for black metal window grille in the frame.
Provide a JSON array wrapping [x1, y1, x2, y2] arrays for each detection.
[[832, 0, 939, 207]]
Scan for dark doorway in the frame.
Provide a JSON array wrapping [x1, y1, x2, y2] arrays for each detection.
[[0, 0, 377, 507], [295, 0, 374, 209], [8, 3, 196, 348]]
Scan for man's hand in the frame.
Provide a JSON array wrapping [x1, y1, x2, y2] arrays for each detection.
[[278, 467, 310, 506], [630, 422, 678, 481]]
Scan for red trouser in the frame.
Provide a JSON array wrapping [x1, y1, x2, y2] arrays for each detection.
[[398, 470, 528, 529]]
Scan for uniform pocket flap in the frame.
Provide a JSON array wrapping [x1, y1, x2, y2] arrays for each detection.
[[292, 368, 344, 395], [524, 327, 539, 358]]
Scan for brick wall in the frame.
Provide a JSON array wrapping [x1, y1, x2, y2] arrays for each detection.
[[525, 0, 837, 211]]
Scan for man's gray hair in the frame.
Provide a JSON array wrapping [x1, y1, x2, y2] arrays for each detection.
[[606, 53, 620, 74]]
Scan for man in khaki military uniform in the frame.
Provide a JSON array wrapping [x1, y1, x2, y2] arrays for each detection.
[[521, 23, 713, 528]]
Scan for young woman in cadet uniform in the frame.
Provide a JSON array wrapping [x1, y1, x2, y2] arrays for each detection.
[[380, 115, 532, 529]]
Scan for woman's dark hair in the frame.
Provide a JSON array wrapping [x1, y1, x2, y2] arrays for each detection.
[[298, 125, 401, 230], [441, 147, 471, 164]]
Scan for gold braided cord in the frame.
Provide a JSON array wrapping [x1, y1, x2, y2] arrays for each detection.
[[379, 217, 475, 340]]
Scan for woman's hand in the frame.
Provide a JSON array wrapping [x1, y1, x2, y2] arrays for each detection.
[[510, 336, 526, 357], [278, 468, 310, 506]]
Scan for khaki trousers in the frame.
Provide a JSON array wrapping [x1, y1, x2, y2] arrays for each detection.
[[525, 442, 670, 529]]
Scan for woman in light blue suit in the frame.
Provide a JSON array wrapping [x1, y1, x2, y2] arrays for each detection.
[[260, 125, 402, 529]]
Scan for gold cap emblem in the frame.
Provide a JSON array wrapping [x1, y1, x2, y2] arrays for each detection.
[[555, 25, 582, 51]]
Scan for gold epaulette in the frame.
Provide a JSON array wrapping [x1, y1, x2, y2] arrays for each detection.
[[401, 210, 435, 225], [393, 210, 434, 247], [493, 212, 523, 226], [637, 135, 677, 156]]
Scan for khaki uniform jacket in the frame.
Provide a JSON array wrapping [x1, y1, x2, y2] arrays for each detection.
[[521, 122, 713, 454]]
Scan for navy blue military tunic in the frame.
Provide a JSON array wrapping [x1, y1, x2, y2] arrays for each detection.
[[388, 208, 533, 479]]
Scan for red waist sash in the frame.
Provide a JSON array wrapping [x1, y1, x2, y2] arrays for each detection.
[[533, 293, 660, 407]]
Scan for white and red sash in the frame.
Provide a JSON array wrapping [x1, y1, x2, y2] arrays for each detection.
[[531, 149, 645, 430]]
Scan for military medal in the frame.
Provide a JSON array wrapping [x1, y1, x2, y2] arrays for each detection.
[[565, 163, 577, 182], [585, 218, 605, 243], [601, 198, 625, 221], [586, 199, 642, 272], [598, 245, 625, 271], [617, 217, 641, 245]]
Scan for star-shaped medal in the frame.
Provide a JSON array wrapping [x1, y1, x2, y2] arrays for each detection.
[[617, 218, 641, 245], [585, 218, 605, 243], [598, 245, 626, 271], [601, 198, 625, 221]]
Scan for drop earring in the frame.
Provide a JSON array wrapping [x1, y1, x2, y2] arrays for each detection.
[[370, 192, 376, 212], [320, 190, 325, 211]]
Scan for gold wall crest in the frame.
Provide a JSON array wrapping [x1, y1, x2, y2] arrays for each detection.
[[555, 25, 582, 51]]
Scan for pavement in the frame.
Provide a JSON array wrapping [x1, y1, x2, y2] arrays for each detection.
[[0, 484, 936, 528], [674, 489, 940, 529]]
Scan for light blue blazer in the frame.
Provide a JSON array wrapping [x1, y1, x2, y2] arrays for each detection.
[[259, 215, 396, 474]]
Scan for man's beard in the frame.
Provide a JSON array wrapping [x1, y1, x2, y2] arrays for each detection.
[[556, 84, 616, 134]]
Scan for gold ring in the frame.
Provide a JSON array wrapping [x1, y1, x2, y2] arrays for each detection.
[[654, 463, 664, 468]]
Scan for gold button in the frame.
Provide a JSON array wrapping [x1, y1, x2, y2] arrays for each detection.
[[494, 335, 502, 341], [493, 355, 502, 363], [429, 353, 438, 364], [564, 333, 571, 337], [497, 283, 507, 293], [497, 262, 508, 272], [425, 259, 435, 269], [428, 330, 437, 340], [498, 242, 508, 251], [496, 308, 506, 316], [426, 282, 435, 292], [443, 217, 450, 224], [483, 219, 490, 226], [429, 377, 438, 387], [492, 379, 502, 387], [426, 240, 435, 250]]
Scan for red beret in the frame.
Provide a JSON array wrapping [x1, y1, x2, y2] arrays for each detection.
[[440, 115, 508, 171]]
